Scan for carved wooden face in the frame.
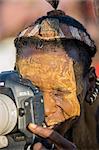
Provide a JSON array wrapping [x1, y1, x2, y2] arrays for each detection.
[[16, 44, 84, 126]]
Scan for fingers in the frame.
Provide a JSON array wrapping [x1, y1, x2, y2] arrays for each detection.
[[28, 123, 53, 138], [33, 142, 47, 150], [28, 123, 77, 150]]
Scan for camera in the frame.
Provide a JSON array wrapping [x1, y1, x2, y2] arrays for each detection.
[[0, 71, 44, 150]]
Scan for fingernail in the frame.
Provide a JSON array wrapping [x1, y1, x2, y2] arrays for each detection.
[[28, 123, 37, 129]]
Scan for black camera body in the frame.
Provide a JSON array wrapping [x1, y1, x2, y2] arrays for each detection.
[[0, 71, 44, 150]]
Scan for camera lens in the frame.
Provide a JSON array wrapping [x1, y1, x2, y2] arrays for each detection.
[[0, 94, 17, 135]]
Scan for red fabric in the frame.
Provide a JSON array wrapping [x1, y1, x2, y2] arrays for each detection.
[[95, 64, 99, 77]]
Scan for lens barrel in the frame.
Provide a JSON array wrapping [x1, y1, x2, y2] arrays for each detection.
[[0, 94, 17, 135]]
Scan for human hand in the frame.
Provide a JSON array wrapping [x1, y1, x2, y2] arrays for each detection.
[[28, 123, 77, 150]]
